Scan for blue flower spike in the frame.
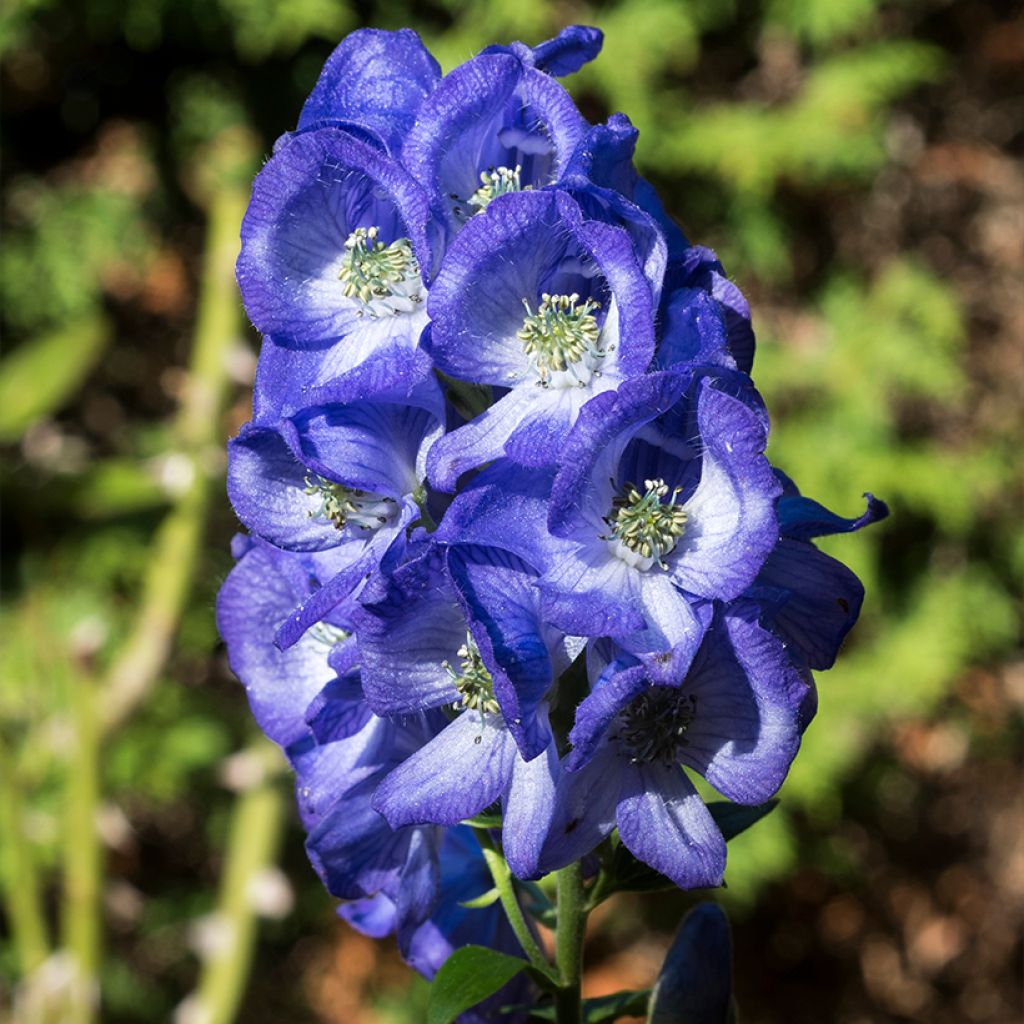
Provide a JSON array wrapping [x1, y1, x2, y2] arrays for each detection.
[[218, 22, 888, 1022]]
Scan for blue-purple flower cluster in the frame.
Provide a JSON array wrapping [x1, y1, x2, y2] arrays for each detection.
[[217, 24, 886, 989]]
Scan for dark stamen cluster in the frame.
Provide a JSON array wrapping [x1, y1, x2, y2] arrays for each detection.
[[614, 686, 698, 765]]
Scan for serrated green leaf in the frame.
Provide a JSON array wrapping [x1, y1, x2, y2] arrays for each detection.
[[427, 945, 527, 1024]]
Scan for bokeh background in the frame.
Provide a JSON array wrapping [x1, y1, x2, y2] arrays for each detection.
[[1, 1, 1022, 1021]]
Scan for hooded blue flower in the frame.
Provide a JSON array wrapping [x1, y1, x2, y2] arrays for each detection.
[[355, 542, 579, 878], [426, 189, 657, 488], [517, 603, 811, 889], [226, 381, 443, 645], [236, 127, 436, 406], [402, 31, 595, 238]]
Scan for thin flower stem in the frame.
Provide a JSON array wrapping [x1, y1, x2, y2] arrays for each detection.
[[0, 741, 50, 975], [553, 861, 587, 1023], [472, 828, 553, 977], [62, 673, 102, 1024], [189, 738, 287, 1024]]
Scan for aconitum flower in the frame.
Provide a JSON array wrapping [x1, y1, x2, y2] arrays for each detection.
[[219, 22, 889, 1016], [426, 189, 658, 487]]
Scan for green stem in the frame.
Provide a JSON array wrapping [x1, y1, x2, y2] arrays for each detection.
[[190, 739, 286, 1024], [553, 862, 587, 1023], [0, 741, 49, 975], [472, 828, 552, 977], [62, 673, 102, 1024]]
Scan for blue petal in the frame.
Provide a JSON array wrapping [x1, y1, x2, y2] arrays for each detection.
[[304, 672, 372, 744], [567, 664, 649, 770], [356, 551, 467, 715], [253, 332, 435, 423], [615, 764, 726, 890], [502, 738, 559, 879], [656, 287, 735, 369], [216, 541, 340, 748], [426, 388, 536, 492], [755, 539, 865, 669], [339, 892, 397, 939], [667, 380, 781, 600], [447, 545, 557, 760], [372, 712, 518, 827], [677, 607, 808, 804], [434, 459, 559, 573], [532, 744, 620, 875], [299, 29, 441, 153], [529, 25, 603, 77], [779, 491, 889, 541], [306, 776, 412, 899]]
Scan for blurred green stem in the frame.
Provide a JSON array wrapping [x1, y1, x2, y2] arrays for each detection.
[[553, 862, 586, 1024], [0, 741, 50, 975], [190, 739, 286, 1024], [62, 673, 102, 1024], [100, 182, 249, 736]]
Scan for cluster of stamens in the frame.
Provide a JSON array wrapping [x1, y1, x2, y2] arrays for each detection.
[[467, 165, 524, 213], [603, 478, 687, 570], [517, 292, 605, 387], [339, 226, 423, 316], [304, 474, 396, 531], [614, 687, 698, 765], [443, 633, 500, 715]]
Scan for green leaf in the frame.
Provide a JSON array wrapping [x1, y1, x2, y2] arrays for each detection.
[[0, 314, 110, 441], [707, 800, 778, 841], [427, 945, 527, 1024]]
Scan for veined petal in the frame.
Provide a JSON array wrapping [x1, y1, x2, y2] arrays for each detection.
[[667, 381, 781, 600], [447, 545, 556, 760], [755, 538, 865, 670], [502, 738, 559, 879], [426, 388, 538, 492], [532, 744, 620, 876], [372, 713, 518, 827], [615, 765, 725, 890], [216, 540, 342, 748], [434, 459, 561, 572], [356, 552, 466, 715], [677, 609, 807, 804], [299, 29, 441, 152]]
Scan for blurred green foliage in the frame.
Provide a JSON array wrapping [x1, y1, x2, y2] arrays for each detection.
[[1, 0, 1020, 1021]]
